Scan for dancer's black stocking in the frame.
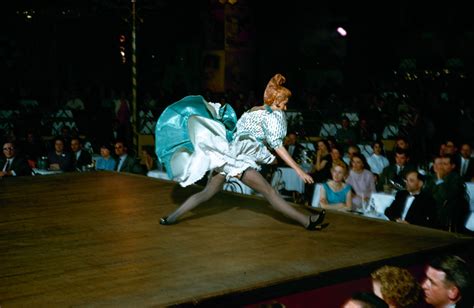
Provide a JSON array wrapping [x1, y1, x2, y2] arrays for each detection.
[[240, 168, 315, 228], [164, 173, 226, 223]]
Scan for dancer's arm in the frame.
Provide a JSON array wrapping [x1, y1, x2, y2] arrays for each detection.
[[275, 146, 314, 184]]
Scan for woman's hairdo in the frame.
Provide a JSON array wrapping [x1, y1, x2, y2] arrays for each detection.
[[263, 73, 292, 106]]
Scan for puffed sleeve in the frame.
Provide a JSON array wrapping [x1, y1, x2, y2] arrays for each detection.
[[262, 111, 287, 149]]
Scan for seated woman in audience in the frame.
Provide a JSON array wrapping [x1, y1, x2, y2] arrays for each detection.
[[141, 146, 158, 172], [304, 139, 333, 204], [371, 265, 422, 308], [95, 143, 116, 171], [330, 144, 348, 170], [346, 153, 376, 210], [319, 162, 352, 211], [311, 139, 332, 182], [367, 140, 390, 177]]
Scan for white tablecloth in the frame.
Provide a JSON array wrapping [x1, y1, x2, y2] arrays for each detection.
[[223, 178, 253, 195], [271, 167, 305, 194], [32, 168, 63, 176], [368, 192, 395, 215], [147, 170, 171, 180]]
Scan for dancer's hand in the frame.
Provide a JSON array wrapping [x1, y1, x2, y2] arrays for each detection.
[[297, 169, 314, 184], [275, 146, 314, 184]]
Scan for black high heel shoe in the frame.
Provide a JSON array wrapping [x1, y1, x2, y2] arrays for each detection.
[[159, 216, 173, 225], [306, 209, 326, 231]]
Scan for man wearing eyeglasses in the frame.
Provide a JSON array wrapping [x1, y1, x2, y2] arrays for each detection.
[[0, 142, 31, 177], [114, 140, 144, 174]]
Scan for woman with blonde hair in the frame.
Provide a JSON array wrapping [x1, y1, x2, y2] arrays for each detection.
[[319, 161, 352, 210], [156, 74, 325, 230]]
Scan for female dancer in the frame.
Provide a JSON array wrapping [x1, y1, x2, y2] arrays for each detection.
[[155, 74, 325, 230]]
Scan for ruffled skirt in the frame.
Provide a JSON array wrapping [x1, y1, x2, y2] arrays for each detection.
[[171, 115, 275, 187]]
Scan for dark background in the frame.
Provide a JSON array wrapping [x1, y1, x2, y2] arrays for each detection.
[[1, 1, 473, 108]]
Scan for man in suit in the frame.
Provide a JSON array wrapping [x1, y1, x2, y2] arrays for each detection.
[[114, 140, 144, 174], [425, 154, 470, 233], [422, 254, 474, 308], [281, 132, 305, 163], [70, 137, 92, 171], [385, 170, 437, 228], [377, 148, 416, 191], [0, 142, 31, 177], [456, 143, 474, 182]]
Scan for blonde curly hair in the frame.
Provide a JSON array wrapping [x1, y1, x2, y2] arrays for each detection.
[[371, 265, 422, 307], [263, 73, 292, 106]]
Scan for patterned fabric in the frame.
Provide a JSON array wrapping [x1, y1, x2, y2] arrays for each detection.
[[236, 109, 286, 149]]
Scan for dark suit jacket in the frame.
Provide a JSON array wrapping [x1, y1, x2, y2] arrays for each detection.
[[377, 163, 416, 191], [455, 155, 474, 182], [0, 156, 31, 176], [116, 155, 144, 174], [385, 190, 437, 228], [72, 150, 92, 171], [425, 172, 470, 233]]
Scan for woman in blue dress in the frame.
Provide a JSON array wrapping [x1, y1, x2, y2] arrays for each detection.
[[319, 161, 352, 211], [155, 74, 326, 230]]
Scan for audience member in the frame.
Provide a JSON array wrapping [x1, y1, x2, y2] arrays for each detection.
[[343, 291, 389, 308], [319, 162, 352, 210], [310, 139, 332, 182], [456, 143, 474, 182], [282, 132, 305, 162], [304, 139, 332, 204], [367, 141, 390, 176], [371, 265, 422, 308], [343, 145, 361, 166], [21, 131, 43, 164], [346, 153, 376, 210], [47, 137, 73, 171], [141, 145, 158, 172], [425, 155, 470, 233], [0, 142, 31, 177], [377, 149, 416, 192], [385, 170, 437, 228], [336, 116, 358, 150], [114, 140, 143, 174], [95, 143, 116, 171], [330, 144, 348, 170], [70, 137, 92, 171], [422, 254, 473, 308]]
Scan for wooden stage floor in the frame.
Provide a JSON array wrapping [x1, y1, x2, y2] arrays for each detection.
[[1, 172, 473, 306]]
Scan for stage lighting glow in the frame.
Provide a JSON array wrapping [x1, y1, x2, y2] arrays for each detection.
[[337, 27, 347, 36]]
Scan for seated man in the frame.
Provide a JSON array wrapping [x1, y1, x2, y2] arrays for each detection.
[[277, 132, 305, 165], [114, 140, 145, 174], [425, 154, 470, 233], [385, 170, 437, 228], [456, 142, 474, 182], [0, 142, 31, 177], [70, 137, 92, 171], [422, 254, 473, 308], [377, 148, 416, 192]]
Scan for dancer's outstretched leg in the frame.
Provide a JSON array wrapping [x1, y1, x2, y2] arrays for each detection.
[[240, 168, 324, 230], [160, 173, 226, 224]]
